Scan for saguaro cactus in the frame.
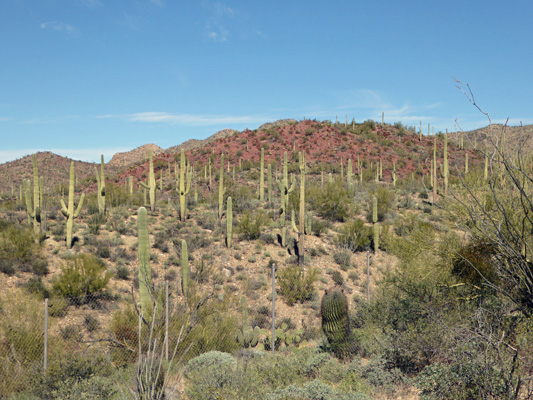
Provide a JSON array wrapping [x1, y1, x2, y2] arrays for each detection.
[[181, 239, 189, 300], [218, 154, 226, 219], [137, 207, 153, 316], [95, 154, 106, 215], [290, 151, 306, 265], [278, 152, 295, 247], [61, 162, 85, 248], [347, 159, 353, 191], [226, 196, 233, 248], [260, 147, 265, 202], [267, 163, 272, 204], [178, 149, 191, 222], [24, 154, 41, 235], [140, 150, 156, 212]]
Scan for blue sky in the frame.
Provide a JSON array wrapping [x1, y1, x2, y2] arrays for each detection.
[[1, 0, 532, 163]]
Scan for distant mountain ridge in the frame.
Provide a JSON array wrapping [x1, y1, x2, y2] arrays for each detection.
[[2, 119, 533, 195], [108, 144, 164, 169]]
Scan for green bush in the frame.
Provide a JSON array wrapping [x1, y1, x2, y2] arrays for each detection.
[[238, 209, 268, 240], [184, 351, 238, 400], [0, 220, 48, 275], [333, 248, 352, 270], [308, 181, 352, 222], [52, 254, 112, 301], [267, 379, 371, 400], [278, 265, 318, 306], [335, 219, 372, 252]]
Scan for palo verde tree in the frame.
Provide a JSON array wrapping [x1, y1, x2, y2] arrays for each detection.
[[451, 80, 533, 316]]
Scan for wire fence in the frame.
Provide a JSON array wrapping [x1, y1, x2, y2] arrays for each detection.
[[0, 263, 283, 396]]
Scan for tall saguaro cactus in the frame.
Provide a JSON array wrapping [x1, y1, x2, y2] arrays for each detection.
[[178, 149, 191, 221], [226, 196, 233, 248], [137, 207, 153, 316], [267, 163, 272, 204], [291, 151, 306, 265], [24, 154, 41, 235], [61, 162, 85, 248], [278, 152, 295, 247], [140, 150, 156, 212], [260, 148, 265, 202], [95, 154, 106, 215]]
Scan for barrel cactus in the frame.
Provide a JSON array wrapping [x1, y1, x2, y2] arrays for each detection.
[[321, 288, 353, 358]]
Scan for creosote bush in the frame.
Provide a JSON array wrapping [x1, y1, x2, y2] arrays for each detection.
[[278, 264, 318, 306], [53, 253, 112, 301]]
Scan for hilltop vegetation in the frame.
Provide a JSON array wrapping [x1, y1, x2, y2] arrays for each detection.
[[1, 118, 533, 399]]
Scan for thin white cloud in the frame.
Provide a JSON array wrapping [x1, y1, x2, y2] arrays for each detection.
[[98, 111, 266, 126], [40, 21, 77, 35], [149, 0, 165, 6], [0, 117, 10, 122], [212, 2, 234, 17], [0, 147, 131, 164], [205, 21, 229, 42]]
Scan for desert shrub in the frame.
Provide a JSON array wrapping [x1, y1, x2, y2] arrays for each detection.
[[238, 209, 268, 240], [87, 213, 106, 235], [451, 240, 499, 288], [29, 352, 114, 400], [84, 314, 99, 332], [267, 379, 371, 400], [335, 219, 372, 252], [115, 264, 130, 280], [0, 220, 48, 275], [52, 254, 112, 302], [278, 265, 318, 306], [331, 270, 344, 286], [24, 276, 50, 299], [333, 247, 352, 270], [308, 181, 352, 222], [184, 350, 237, 399], [153, 230, 169, 253]]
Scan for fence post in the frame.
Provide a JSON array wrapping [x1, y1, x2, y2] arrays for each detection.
[[366, 250, 370, 302], [272, 263, 276, 353], [44, 298, 48, 375], [165, 280, 169, 361]]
